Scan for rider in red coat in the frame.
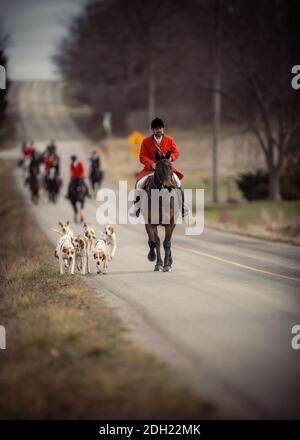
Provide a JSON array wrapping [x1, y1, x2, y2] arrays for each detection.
[[44, 143, 60, 174], [70, 159, 85, 179], [66, 155, 90, 199], [130, 118, 186, 217], [136, 119, 183, 184], [23, 141, 35, 160]]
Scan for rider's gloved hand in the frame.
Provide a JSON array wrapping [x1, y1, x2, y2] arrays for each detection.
[[151, 162, 156, 169]]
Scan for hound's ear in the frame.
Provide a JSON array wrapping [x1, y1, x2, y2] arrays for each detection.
[[83, 222, 87, 228], [79, 238, 85, 248], [165, 150, 171, 160], [58, 221, 63, 227], [155, 151, 160, 162], [66, 221, 69, 225]]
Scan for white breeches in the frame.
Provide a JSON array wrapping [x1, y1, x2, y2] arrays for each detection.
[[136, 172, 181, 189]]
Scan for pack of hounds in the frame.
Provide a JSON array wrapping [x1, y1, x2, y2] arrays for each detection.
[[54, 221, 116, 275]]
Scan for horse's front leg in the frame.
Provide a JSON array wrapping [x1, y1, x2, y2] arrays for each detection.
[[145, 224, 156, 262], [154, 228, 163, 272], [163, 225, 175, 272], [72, 201, 78, 223], [80, 201, 85, 223]]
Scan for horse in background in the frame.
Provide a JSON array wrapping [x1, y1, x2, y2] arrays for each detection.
[[45, 167, 62, 203], [25, 165, 40, 204], [89, 158, 103, 198], [68, 178, 88, 223]]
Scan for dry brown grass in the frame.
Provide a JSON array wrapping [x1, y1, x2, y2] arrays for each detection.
[[0, 160, 213, 419]]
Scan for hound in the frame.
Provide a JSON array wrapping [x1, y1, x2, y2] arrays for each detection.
[[73, 234, 88, 275], [53, 221, 74, 259], [104, 224, 117, 261], [83, 222, 96, 273], [58, 221, 74, 239], [93, 235, 108, 274], [56, 235, 76, 274]]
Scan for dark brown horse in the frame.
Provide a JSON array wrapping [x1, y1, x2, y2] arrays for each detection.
[[25, 165, 39, 204], [141, 150, 182, 272]]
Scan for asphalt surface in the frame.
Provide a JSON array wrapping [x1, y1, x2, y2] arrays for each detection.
[[4, 80, 300, 419]]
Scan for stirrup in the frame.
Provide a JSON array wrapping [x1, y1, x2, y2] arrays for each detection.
[[129, 206, 140, 218]]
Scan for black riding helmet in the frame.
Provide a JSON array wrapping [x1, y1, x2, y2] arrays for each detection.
[[70, 155, 77, 162], [151, 117, 164, 129]]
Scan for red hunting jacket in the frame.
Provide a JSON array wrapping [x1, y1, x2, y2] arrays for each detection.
[[137, 135, 184, 182], [23, 147, 34, 159], [70, 161, 85, 179]]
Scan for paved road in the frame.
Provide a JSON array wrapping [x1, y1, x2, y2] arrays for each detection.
[[6, 80, 300, 419]]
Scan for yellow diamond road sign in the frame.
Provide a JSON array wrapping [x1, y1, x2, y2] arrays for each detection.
[[128, 131, 143, 157]]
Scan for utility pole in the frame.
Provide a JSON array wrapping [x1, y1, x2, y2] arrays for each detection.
[[212, 0, 222, 204], [148, 59, 155, 125]]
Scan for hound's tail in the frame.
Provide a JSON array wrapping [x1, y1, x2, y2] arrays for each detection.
[[50, 228, 63, 235]]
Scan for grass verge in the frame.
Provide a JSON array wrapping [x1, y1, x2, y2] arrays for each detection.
[[0, 160, 213, 419], [204, 201, 300, 244]]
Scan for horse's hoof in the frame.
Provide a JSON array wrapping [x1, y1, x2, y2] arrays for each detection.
[[148, 251, 156, 262], [163, 265, 172, 272], [154, 265, 163, 272]]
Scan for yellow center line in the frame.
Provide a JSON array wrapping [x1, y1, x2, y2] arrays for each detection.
[[176, 245, 300, 283]]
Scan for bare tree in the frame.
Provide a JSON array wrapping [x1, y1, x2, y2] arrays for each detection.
[[55, 0, 207, 132], [220, 0, 300, 201]]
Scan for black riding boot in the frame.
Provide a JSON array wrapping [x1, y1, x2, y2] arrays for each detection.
[[129, 193, 141, 217], [134, 195, 141, 217], [180, 188, 189, 218]]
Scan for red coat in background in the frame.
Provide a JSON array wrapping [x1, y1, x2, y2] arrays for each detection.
[[44, 157, 54, 172], [70, 161, 85, 179], [136, 135, 184, 182], [44, 154, 59, 172], [23, 146, 34, 159]]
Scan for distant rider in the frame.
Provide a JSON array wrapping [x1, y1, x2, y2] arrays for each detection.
[[65, 155, 90, 199], [23, 140, 35, 161], [28, 150, 40, 175], [44, 143, 60, 176], [89, 150, 101, 170]]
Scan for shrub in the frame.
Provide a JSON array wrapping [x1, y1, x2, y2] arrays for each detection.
[[236, 166, 300, 201], [236, 170, 269, 201]]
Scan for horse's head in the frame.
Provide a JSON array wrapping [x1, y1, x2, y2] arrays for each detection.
[[154, 151, 174, 190]]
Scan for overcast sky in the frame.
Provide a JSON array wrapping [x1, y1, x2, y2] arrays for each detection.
[[1, 0, 87, 79]]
